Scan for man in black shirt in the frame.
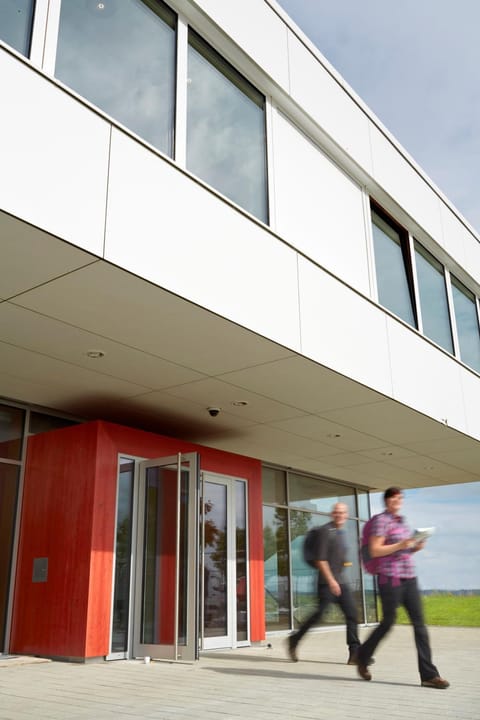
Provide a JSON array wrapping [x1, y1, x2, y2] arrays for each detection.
[[287, 502, 362, 665]]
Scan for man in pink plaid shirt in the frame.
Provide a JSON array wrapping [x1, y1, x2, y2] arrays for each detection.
[[356, 487, 449, 690]]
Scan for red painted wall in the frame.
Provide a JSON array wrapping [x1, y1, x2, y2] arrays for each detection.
[[11, 421, 264, 659]]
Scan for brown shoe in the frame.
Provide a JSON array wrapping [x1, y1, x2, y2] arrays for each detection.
[[287, 634, 298, 662], [421, 676, 450, 689], [357, 661, 372, 681], [348, 649, 375, 666]]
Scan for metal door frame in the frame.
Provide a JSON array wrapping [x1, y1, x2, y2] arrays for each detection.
[[132, 452, 199, 662], [200, 471, 249, 651]]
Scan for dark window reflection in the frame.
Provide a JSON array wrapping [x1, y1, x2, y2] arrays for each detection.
[[0, 463, 20, 651], [111, 458, 134, 654], [0, 404, 25, 461], [0, 0, 34, 56], [203, 482, 228, 638], [289, 473, 355, 516], [29, 412, 76, 435], [235, 480, 247, 641], [55, 0, 176, 156], [263, 505, 290, 631], [262, 466, 286, 505]]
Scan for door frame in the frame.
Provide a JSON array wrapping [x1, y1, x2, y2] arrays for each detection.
[[200, 471, 250, 651], [108, 452, 199, 662]]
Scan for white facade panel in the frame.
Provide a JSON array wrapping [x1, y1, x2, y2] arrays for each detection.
[[105, 129, 301, 351], [438, 203, 468, 267], [460, 368, 480, 442], [386, 317, 466, 432], [297, 256, 392, 396], [287, 31, 373, 175], [369, 125, 444, 245], [0, 50, 110, 255], [273, 112, 370, 295], [188, 0, 290, 91]]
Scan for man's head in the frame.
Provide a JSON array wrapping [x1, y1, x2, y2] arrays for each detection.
[[331, 502, 348, 528], [383, 486, 404, 514]]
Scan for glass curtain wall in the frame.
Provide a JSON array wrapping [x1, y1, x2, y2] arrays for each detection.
[[0, 404, 25, 652], [262, 466, 375, 633], [187, 30, 268, 223], [0, 0, 35, 56], [55, 0, 177, 157], [414, 242, 453, 352], [451, 276, 480, 373], [371, 209, 416, 327]]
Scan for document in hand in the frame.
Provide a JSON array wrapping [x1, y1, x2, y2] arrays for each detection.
[[412, 527, 435, 543]]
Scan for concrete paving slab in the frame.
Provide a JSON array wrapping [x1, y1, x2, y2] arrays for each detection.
[[0, 626, 477, 719]]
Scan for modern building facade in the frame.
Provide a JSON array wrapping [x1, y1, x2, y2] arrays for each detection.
[[1, 0, 480, 662]]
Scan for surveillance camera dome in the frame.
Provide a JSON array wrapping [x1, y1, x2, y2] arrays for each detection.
[[207, 407, 221, 417]]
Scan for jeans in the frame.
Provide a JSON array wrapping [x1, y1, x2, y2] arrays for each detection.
[[293, 580, 360, 651], [358, 577, 438, 680]]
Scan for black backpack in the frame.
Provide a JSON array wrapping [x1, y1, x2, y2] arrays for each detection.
[[303, 526, 322, 568]]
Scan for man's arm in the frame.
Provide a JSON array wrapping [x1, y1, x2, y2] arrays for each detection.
[[317, 559, 341, 596], [369, 534, 415, 557]]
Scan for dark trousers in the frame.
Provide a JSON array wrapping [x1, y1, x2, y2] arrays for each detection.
[[294, 581, 360, 650], [358, 577, 438, 681]]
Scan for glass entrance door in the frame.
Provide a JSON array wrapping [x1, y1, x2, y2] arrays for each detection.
[[133, 453, 198, 662], [201, 473, 248, 650]]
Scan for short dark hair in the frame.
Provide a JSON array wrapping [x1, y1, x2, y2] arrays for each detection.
[[384, 486, 402, 503]]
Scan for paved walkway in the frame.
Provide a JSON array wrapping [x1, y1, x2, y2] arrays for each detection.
[[0, 625, 478, 719]]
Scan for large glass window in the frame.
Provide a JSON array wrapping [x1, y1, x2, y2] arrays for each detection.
[[187, 30, 268, 223], [289, 473, 355, 516], [55, 0, 176, 157], [0, 0, 34, 56], [0, 404, 25, 461], [263, 505, 290, 631], [451, 276, 480, 372], [262, 466, 374, 631], [371, 209, 416, 327], [0, 463, 20, 651], [414, 242, 453, 353]]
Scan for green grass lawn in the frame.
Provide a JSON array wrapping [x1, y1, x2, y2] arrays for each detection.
[[379, 593, 480, 627]]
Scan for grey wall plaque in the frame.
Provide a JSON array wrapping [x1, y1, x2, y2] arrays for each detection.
[[32, 557, 48, 583]]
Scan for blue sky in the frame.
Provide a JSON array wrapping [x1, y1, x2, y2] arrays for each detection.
[[278, 0, 480, 590], [370, 483, 480, 590], [277, 0, 480, 234]]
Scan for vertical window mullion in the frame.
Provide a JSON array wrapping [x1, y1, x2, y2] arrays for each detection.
[[264, 96, 276, 231], [29, 0, 49, 67], [364, 191, 378, 299], [174, 16, 188, 166], [408, 232, 423, 333], [445, 268, 461, 358], [41, 0, 61, 73]]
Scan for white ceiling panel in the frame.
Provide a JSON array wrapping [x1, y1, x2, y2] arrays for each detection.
[[13, 262, 294, 375], [0, 211, 97, 300], [0, 302, 206, 389], [219, 356, 386, 412], [270, 413, 386, 452], [161, 377, 308, 423]]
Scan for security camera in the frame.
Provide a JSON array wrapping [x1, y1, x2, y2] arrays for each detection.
[[207, 407, 221, 417]]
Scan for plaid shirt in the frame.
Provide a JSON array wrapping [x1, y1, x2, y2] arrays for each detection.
[[372, 511, 416, 580]]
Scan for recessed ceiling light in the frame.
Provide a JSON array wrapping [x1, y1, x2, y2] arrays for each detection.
[[232, 400, 249, 407], [86, 350, 105, 359]]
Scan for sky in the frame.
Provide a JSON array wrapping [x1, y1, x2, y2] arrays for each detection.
[[277, 0, 480, 591], [277, 0, 480, 234]]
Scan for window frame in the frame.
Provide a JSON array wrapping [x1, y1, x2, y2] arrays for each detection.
[[370, 202, 418, 328]]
